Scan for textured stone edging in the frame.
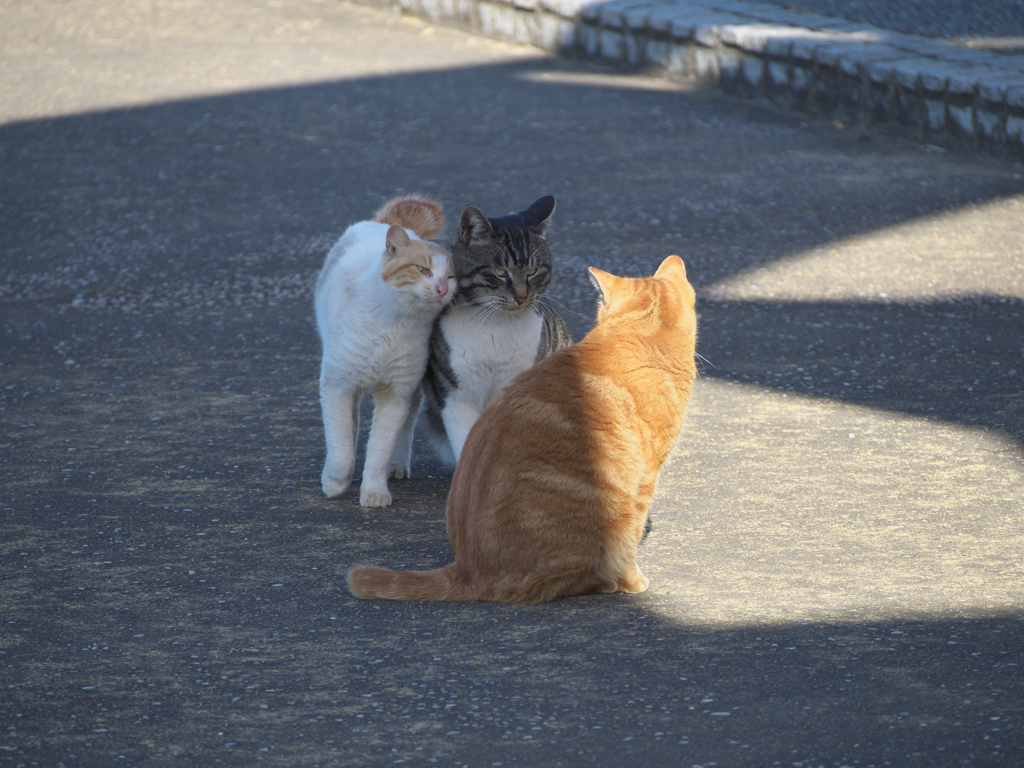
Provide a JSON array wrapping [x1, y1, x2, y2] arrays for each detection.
[[351, 0, 1024, 162]]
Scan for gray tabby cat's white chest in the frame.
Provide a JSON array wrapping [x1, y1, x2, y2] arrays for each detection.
[[440, 305, 544, 404]]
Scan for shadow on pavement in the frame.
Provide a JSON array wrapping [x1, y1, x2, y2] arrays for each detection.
[[3, 59, 1022, 445], [5, 478, 1023, 765], [3, 45, 1023, 766], [698, 296, 1024, 444]]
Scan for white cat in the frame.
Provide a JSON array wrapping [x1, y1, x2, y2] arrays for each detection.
[[315, 195, 455, 507]]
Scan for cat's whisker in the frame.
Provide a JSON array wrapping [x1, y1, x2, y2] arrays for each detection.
[[469, 299, 505, 323], [464, 303, 488, 322], [464, 296, 500, 319], [539, 295, 588, 320], [481, 305, 505, 324]]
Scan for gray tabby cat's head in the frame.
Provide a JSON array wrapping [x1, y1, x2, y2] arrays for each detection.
[[452, 195, 556, 313]]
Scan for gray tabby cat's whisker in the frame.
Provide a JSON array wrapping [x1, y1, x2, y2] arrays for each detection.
[[464, 301, 489, 321], [464, 296, 494, 310], [469, 299, 504, 323], [538, 295, 587, 320], [463, 296, 498, 316], [482, 304, 506, 323]]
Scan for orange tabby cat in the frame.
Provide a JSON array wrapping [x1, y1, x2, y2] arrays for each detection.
[[347, 255, 698, 603]]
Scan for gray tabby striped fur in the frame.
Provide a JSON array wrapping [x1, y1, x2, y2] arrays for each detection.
[[421, 195, 573, 466]]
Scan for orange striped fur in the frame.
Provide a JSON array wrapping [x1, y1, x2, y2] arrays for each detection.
[[373, 194, 445, 240], [379, 229, 450, 288], [375, 194, 449, 290], [348, 255, 698, 603]]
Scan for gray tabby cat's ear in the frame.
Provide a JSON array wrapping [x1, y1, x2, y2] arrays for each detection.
[[521, 195, 555, 234], [458, 206, 494, 245], [385, 224, 413, 257]]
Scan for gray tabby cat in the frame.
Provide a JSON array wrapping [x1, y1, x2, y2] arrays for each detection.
[[421, 195, 573, 465]]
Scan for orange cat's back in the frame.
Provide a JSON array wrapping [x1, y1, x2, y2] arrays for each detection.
[[347, 255, 698, 603]]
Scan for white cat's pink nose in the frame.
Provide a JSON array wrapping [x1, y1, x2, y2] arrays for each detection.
[[436, 282, 448, 298]]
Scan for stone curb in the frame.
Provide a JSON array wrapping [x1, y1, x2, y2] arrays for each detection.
[[351, 0, 1024, 162]]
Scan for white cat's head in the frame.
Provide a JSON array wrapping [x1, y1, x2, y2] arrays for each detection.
[[381, 225, 456, 311]]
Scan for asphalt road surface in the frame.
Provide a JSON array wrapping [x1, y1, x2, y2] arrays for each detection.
[[2, 0, 1023, 766]]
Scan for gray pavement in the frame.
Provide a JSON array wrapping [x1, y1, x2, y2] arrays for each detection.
[[2, 0, 1024, 766], [354, 0, 1024, 162]]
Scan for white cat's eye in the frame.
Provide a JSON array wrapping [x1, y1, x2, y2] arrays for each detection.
[[418, 266, 433, 277]]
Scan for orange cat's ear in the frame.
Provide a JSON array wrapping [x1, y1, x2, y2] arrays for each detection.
[[588, 267, 618, 303], [655, 255, 687, 278], [589, 267, 632, 318], [655, 254, 696, 306], [385, 224, 413, 256]]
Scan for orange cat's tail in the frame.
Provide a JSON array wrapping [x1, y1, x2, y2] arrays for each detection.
[[347, 562, 468, 602], [373, 195, 445, 240]]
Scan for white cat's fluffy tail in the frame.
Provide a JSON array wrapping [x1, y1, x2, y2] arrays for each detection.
[[373, 195, 445, 240]]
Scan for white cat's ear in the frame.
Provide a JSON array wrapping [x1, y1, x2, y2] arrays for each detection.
[[385, 224, 413, 257], [458, 206, 494, 245]]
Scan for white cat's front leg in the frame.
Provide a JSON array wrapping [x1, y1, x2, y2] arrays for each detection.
[[389, 385, 422, 480], [319, 378, 360, 499], [441, 398, 484, 465], [360, 388, 413, 507]]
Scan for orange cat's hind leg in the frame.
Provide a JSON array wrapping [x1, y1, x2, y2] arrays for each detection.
[[562, 564, 649, 597], [573, 571, 647, 595], [562, 579, 614, 596], [616, 563, 649, 594]]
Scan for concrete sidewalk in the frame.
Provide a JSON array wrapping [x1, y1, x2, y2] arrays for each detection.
[[353, 0, 1024, 162]]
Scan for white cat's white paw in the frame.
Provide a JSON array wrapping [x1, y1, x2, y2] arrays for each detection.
[[359, 485, 392, 508], [389, 462, 412, 480], [321, 467, 353, 499]]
